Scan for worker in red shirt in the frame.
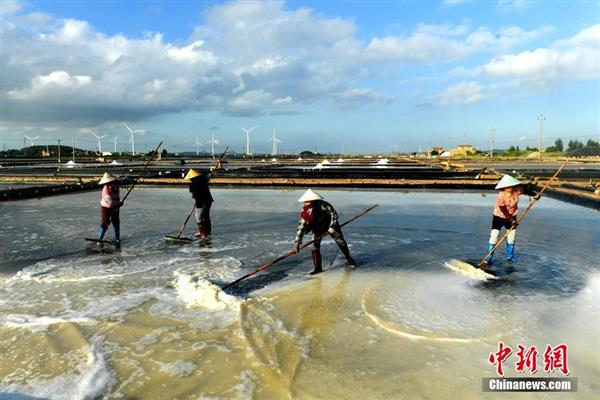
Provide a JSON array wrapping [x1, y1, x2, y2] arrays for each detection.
[[487, 175, 523, 264], [293, 189, 357, 274]]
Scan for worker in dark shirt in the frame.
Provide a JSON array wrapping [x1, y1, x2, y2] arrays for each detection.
[[293, 189, 357, 274], [184, 169, 214, 237]]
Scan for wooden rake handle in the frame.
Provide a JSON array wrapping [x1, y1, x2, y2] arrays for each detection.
[[223, 204, 379, 290]]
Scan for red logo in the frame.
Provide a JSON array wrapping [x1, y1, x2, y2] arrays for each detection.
[[488, 343, 569, 376], [543, 344, 569, 375], [488, 342, 512, 376]]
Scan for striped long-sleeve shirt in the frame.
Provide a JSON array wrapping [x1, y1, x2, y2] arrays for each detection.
[[295, 200, 339, 243]]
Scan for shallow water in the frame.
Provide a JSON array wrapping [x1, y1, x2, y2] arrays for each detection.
[[0, 188, 598, 399]]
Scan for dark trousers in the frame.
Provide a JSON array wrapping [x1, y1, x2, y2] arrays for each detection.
[[312, 223, 354, 263], [194, 202, 212, 234], [101, 206, 120, 230]]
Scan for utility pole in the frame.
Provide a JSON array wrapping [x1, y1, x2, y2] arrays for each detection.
[[57, 139, 61, 164], [490, 128, 496, 158], [196, 136, 200, 156], [211, 132, 216, 159], [538, 113, 545, 159], [72, 137, 75, 162]]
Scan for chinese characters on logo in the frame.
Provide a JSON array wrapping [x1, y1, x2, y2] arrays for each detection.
[[489, 342, 569, 376]]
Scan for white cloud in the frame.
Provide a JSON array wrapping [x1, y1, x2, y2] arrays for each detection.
[[8, 71, 92, 100], [496, 0, 531, 12], [442, 0, 472, 5], [473, 25, 600, 85], [0, 0, 581, 127], [439, 81, 485, 105], [0, 0, 23, 16], [365, 24, 549, 64]]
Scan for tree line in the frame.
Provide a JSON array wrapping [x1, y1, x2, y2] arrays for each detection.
[[507, 138, 599, 157]]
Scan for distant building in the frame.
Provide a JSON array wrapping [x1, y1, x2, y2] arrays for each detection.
[[449, 144, 477, 157], [428, 146, 445, 156]]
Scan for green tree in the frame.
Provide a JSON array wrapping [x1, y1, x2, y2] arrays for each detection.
[[567, 140, 584, 152], [586, 139, 599, 148], [554, 138, 563, 152]]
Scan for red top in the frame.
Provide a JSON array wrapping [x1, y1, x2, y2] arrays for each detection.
[[300, 203, 315, 223], [101, 184, 120, 208], [494, 192, 519, 219]]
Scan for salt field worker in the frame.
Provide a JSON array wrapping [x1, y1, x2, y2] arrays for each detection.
[[97, 172, 122, 243], [185, 169, 213, 237], [486, 174, 524, 264], [293, 189, 357, 274]]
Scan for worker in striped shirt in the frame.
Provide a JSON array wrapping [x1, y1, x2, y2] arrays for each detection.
[[293, 189, 357, 274]]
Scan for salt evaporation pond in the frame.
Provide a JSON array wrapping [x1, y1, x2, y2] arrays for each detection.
[[0, 188, 598, 399]]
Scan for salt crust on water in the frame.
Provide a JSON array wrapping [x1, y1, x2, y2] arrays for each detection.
[[0, 337, 115, 400], [0, 288, 170, 332], [174, 271, 239, 310], [158, 360, 197, 377]]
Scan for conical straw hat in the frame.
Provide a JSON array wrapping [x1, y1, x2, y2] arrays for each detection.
[[98, 172, 117, 185], [184, 169, 201, 180], [298, 188, 323, 202], [495, 174, 521, 190]]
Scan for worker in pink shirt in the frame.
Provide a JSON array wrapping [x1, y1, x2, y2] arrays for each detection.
[[97, 172, 122, 243], [486, 174, 523, 265]]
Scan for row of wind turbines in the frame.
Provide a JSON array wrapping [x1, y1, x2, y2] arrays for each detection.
[[24, 123, 282, 157], [90, 123, 145, 155], [195, 126, 282, 156], [239, 126, 282, 156]]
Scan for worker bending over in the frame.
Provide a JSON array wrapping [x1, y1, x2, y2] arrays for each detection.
[[294, 189, 357, 274]]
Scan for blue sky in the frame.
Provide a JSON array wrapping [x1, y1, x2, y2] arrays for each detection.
[[1, 0, 598, 154]]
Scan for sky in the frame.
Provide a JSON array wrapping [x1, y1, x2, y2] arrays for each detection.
[[1, 0, 599, 154]]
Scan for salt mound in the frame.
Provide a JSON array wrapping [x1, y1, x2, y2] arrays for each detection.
[[174, 272, 239, 310], [444, 259, 496, 280]]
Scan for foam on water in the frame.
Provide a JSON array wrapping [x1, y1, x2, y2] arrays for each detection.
[[0, 314, 95, 332], [1, 287, 169, 332], [158, 360, 197, 377], [0, 337, 115, 400], [174, 272, 239, 311], [361, 272, 507, 341], [443, 259, 497, 280]]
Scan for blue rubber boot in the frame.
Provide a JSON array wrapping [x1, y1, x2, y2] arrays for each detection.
[[486, 243, 495, 265], [506, 243, 517, 263], [98, 227, 107, 240]]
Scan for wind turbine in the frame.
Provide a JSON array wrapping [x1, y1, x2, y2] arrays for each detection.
[[267, 129, 282, 156], [239, 125, 257, 156], [123, 123, 145, 156], [196, 136, 203, 156], [91, 131, 108, 154], [207, 133, 219, 158], [24, 135, 40, 147], [113, 136, 119, 153]]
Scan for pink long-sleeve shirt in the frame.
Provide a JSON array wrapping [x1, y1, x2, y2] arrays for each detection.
[[100, 185, 120, 208], [493, 191, 519, 219]]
